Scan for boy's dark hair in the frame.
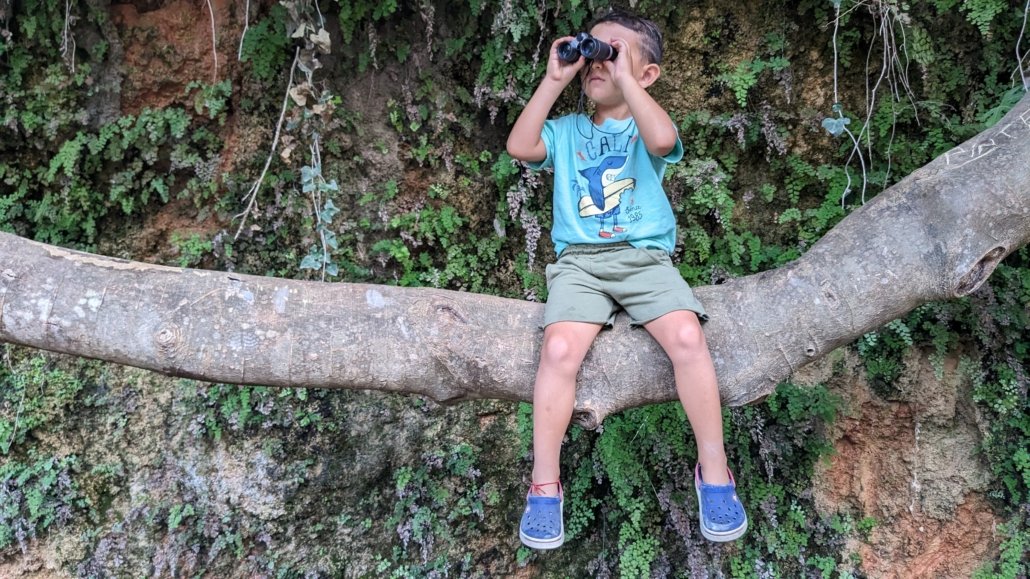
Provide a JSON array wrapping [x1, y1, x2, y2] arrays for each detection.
[[589, 8, 664, 65]]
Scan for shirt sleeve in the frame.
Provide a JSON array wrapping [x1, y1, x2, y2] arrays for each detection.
[[525, 118, 557, 171], [662, 128, 684, 164]]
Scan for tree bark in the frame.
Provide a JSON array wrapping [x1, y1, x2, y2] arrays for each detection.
[[2, 93, 1029, 428]]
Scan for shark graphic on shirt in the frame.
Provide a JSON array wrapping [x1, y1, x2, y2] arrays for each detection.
[[576, 155, 636, 238], [579, 156, 626, 211]]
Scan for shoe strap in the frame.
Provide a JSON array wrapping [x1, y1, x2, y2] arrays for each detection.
[[529, 480, 563, 497], [696, 463, 736, 486]]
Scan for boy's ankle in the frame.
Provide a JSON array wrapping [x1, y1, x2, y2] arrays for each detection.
[[697, 460, 730, 485]]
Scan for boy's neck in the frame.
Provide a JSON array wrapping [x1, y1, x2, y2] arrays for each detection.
[[591, 103, 631, 125]]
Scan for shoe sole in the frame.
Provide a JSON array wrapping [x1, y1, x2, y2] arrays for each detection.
[[519, 530, 565, 550], [699, 519, 748, 542]]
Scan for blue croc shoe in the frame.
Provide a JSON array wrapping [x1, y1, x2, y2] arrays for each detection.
[[519, 481, 564, 549], [695, 464, 748, 542]]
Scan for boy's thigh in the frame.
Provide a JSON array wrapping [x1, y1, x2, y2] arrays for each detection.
[[600, 248, 708, 326], [543, 256, 619, 327]]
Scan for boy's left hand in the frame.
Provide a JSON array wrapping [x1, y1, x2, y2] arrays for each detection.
[[604, 37, 638, 89]]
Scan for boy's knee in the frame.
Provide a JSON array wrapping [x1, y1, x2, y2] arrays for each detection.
[[539, 332, 586, 369], [666, 323, 708, 361]]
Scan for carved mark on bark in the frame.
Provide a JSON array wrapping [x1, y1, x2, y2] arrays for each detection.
[[287, 336, 295, 385], [42, 276, 64, 348], [954, 246, 1007, 297], [820, 278, 857, 331], [820, 280, 839, 308], [177, 289, 218, 312], [778, 345, 795, 373], [225, 276, 254, 304], [435, 303, 467, 325], [97, 287, 109, 315], [944, 111, 1030, 169]]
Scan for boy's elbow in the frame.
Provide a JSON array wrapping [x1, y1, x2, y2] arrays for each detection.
[[505, 138, 523, 160], [506, 138, 544, 163], [648, 132, 679, 157], [649, 141, 676, 158]]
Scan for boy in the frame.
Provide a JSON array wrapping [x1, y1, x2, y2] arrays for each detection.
[[506, 8, 748, 549]]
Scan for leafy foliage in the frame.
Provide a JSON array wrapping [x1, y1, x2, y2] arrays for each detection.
[[720, 56, 791, 108], [379, 443, 494, 576], [961, 0, 1008, 36], [239, 4, 292, 83], [0, 349, 92, 454], [0, 1, 227, 247], [182, 382, 330, 440], [0, 348, 99, 552], [0, 454, 86, 552]]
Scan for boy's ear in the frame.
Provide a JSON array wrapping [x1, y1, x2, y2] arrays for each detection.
[[638, 62, 661, 89]]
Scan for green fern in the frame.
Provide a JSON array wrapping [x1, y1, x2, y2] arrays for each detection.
[[961, 0, 1006, 36], [240, 4, 291, 83]]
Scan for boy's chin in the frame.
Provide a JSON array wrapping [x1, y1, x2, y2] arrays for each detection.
[[584, 89, 618, 105], [587, 96, 623, 109]]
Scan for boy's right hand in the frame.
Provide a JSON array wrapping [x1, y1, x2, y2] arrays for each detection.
[[545, 36, 587, 85], [506, 36, 583, 162]]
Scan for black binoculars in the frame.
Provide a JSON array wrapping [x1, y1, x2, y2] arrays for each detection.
[[557, 32, 618, 63]]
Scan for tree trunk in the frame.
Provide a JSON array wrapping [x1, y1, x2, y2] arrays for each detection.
[[2, 93, 1029, 428]]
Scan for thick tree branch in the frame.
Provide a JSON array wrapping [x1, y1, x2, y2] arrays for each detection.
[[2, 93, 1029, 428]]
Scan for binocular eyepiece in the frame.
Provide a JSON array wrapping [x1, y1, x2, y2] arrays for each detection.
[[557, 32, 618, 63]]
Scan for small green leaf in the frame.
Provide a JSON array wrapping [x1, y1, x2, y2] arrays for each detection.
[[299, 253, 322, 270], [319, 199, 340, 222], [821, 116, 851, 136]]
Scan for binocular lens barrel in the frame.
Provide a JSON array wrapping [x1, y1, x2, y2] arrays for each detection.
[[579, 37, 616, 61], [557, 41, 581, 63], [557, 33, 618, 63]]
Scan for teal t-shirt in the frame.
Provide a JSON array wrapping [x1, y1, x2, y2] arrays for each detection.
[[528, 113, 684, 256]]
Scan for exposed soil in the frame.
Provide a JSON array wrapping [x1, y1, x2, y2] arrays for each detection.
[[798, 349, 1001, 578], [106, 0, 250, 259], [110, 0, 242, 115]]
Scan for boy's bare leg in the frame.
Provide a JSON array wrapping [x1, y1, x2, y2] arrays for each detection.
[[644, 310, 731, 485], [531, 321, 603, 495]]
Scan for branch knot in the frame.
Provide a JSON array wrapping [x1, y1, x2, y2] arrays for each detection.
[[954, 246, 1007, 297]]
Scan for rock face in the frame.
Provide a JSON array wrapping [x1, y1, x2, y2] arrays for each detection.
[[0, 359, 525, 577], [802, 350, 1000, 578]]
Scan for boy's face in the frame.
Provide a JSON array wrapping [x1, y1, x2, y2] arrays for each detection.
[[581, 21, 658, 106]]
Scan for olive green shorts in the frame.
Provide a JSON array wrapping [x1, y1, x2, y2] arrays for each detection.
[[543, 243, 709, 328]]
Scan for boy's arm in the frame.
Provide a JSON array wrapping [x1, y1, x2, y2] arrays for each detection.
[[607, 38, 679, 158], [506, 37, 586, 162], [621, 81, 679, 158]]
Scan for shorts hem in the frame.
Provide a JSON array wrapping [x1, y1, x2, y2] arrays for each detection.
[[542, 315, 615, 329], [629, 307, 709, 327]]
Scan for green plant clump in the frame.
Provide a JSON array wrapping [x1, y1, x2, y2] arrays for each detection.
[[510, 381, 846, 577], [0, 2, 227, 248], [0, 454, 88, 552]]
